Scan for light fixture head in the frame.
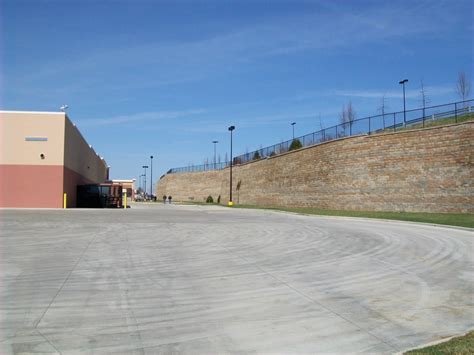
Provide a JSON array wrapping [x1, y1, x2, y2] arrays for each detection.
[[228, 125, 235, 131]]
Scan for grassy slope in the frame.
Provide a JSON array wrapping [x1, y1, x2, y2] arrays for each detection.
[[384, 112, 473, 133], [231, 205, 474, 228], [405, 331, 474, 354]]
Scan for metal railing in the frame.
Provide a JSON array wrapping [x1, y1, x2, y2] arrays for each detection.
[[167, 99, 473, 174], [167, 162, 228, 174]]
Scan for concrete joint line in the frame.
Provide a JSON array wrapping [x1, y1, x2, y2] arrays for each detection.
[[36, 328, 62, 355], [203, 235, 400, 352], [33, 229, 104, 329]]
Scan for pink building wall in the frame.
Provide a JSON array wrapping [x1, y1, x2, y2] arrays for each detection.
[[0, 165, 63, 208]]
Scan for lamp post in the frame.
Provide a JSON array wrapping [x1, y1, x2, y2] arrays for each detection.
[[212, 140, 218, 168], [228, 126, 235, 206], [150, 155, 154, 198], [291, 122, 296, 140], [399, 79, 408, 127], [142, 165, 148, 199], [139, 174, 145, 197]]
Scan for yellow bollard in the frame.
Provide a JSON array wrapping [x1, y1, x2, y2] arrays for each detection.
[[228, 201, 234, 207], [63, 193, 67, 209], [123, 190, 127, 209]]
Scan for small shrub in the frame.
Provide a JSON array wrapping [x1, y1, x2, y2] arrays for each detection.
[[289, 139, 303, 151], [206, 195, 214, 203], [253, 151, 261, 160], [233, 157, 242, 165]]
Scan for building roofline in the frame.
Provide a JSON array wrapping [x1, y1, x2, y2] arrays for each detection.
[[0, 110, 65, 115]]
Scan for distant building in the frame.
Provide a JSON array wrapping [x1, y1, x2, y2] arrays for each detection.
[[0, 111, 109, 208], [108, 179, 136, 202]]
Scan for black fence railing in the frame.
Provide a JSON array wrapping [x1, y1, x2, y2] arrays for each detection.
[[167, 99, 473, 174]]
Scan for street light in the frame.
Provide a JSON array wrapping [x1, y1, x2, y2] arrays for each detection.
[[212, 140, 218, 168], [142, 165, 148, 199], [399, 79, 408, 127], [139, 174, 145, 196], [228, 126, 235, 206], [150, 155, 154, 198], [291, 122, 296, 140]]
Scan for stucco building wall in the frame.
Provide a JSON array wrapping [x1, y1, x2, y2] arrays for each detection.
[[0, 111, 108, 208], [157, 122, 473, 213], [63, 118, 108, 207]]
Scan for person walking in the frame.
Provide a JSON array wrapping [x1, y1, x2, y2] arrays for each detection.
[[163, 195, 167, 204], [168, 195, 172, 204]]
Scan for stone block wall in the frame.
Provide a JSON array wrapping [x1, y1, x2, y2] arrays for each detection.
[[156, 122, 473, 213]]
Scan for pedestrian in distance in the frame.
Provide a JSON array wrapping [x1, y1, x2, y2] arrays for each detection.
[[163, 195, 167, 204], [168, 195, 172, 204]]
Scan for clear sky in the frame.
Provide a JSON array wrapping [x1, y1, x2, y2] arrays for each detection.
[[1, 0, 473, 186]]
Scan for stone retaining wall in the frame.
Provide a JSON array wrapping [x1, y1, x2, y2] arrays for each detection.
[[157, 122, 473, 213]]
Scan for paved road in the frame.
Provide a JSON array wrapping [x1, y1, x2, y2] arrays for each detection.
[[1, 204, 473, 354]]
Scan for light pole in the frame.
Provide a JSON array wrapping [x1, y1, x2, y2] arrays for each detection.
[[228, 126, 235, 206], [212, 140, 218, 168], [142, 165, 148, 199], [150, 155, 154, 198], [399, 79, 408, 127], [291, 122, 296, 140], [140, 174, 145, 196]]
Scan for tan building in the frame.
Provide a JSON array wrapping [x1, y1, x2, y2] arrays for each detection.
[[109, 179, 136, 202], [0, 111, 109, 208]]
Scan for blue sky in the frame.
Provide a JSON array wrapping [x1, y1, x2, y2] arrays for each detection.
[[1, 0, 473, 186]]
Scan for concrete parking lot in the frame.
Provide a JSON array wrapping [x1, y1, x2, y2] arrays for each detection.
[[1, 204, 473, 354]]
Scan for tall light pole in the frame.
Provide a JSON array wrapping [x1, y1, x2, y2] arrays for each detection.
[[228, 126, 235, 206], [291, 122, 296, 140], [142, 165, 148, 199], [212, 140, 218, 168], [140, 174, 145, 195], [399, 79, 408, 127], [150, 155, 154, 198]]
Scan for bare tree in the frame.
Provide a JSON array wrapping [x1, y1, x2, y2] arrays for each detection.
[[419, 79, 430, 108], [377, 94, 389, 129], [346, 101, 356, 123], [339, 101, 356, 135], [456, 71, 471, 102], [419, 79, 430, 123], [317, 112, 324, 131]]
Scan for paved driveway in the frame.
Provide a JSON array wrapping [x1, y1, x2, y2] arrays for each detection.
[[1, 204, 473, 353]]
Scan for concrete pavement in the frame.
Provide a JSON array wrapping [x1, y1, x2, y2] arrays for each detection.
[[1, 204, 473, 353]]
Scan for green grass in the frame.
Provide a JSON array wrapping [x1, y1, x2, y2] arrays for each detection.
[[384, 112, 474, 133], [405, 331, 474, 354], [230, 205, 474, 228]]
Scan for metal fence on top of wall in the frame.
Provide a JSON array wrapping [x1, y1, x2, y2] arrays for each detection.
[[167, 99, 473, 174]]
